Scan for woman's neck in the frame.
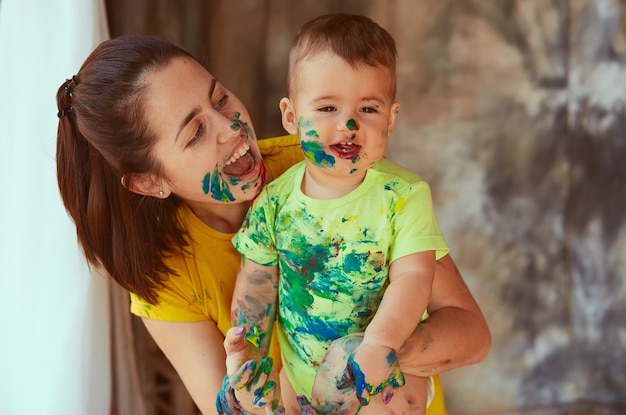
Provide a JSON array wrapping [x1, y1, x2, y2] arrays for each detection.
[[186, 199, 252, 233]]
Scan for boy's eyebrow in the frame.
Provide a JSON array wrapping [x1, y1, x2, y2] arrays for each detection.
[[175, 78, 217, 142], [361, 96, 382, 103]]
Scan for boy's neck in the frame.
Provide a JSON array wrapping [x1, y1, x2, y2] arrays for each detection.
[[301, 166, 367, 200]]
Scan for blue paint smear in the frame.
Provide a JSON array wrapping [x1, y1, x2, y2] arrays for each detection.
[[301, 140, 335, 167], [202, 167, 235, 201]]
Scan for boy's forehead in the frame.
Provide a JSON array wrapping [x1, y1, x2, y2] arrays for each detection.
[[293, 51, 395, 98]]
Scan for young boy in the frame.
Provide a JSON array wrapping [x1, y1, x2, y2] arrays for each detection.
[[229, 13, 449, 414]]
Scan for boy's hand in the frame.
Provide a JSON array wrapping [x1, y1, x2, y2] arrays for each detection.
[[311, 333, 363, 413], [346, 340, 405, 406], [221, 326, 284, 414]]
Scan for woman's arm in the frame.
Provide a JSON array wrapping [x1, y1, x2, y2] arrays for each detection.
[[142, 318, 226, 415], [397, 254, 491, 375]]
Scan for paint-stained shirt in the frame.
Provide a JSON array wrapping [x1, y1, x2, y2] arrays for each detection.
[[232, 158, 449, 397]]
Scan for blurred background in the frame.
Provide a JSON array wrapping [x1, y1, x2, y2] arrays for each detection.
[[1, 0, 624, 414]]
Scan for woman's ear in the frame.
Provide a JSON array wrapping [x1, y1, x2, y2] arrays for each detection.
[[279, 97, 298, 135], [122, 173, 169, 198]]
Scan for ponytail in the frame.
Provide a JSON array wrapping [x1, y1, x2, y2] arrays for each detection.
[[55, 35, 193, 304]]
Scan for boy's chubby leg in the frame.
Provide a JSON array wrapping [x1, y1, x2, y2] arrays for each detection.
[[280, 368, 300, 415], [297, 333, 428, 414]]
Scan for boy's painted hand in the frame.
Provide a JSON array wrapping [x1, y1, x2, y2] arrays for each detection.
[[312, 333, 363, 413], [222, 326, 284, 414], [346, 340, 405, 406]]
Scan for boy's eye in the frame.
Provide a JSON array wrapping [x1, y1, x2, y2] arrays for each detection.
[[360, 106, 379, 114], [318, 106, 336, 112]]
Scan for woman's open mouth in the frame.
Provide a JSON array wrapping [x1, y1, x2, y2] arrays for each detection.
[[223, 141, 256, 177]]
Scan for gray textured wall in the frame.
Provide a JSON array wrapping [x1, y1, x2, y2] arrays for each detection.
[[107, 0, 626, 413]]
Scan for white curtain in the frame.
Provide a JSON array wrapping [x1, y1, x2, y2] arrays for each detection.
[[0, 1, 111, 414]]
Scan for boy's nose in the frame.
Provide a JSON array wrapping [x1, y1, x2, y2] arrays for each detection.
[[339, 117, 359, 132]]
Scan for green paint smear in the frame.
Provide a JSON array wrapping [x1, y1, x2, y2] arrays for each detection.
[[301, 140, 335, 167], [202, 166, 234, 201], [230, 112, 241, 130]]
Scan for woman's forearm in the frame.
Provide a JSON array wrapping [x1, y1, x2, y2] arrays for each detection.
[[397, 255, 491, 376]]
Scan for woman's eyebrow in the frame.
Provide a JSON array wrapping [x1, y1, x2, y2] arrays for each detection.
[[175, 78, 217, 142]]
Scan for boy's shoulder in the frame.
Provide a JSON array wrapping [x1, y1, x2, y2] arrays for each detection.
[[373, 158, 426, 185], [259, 135, 304, 182]]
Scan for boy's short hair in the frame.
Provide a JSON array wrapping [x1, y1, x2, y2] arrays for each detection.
[[287, 13, 397, 98]]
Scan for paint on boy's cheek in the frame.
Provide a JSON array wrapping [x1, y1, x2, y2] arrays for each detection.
[[301, 140, 335, 167], [202, 165, 234, 201], [298, 118, 336, 168]]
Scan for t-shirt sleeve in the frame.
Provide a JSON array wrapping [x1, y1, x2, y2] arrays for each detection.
[[389, 180, 450, 262], [129, 280, 207, 322], [232, 188, 279, 266]]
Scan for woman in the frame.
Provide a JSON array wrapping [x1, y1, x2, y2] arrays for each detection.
[[56, 34, 490, 415]]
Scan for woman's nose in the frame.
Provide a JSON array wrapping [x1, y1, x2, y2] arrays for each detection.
[[216, 113, 245, 144]]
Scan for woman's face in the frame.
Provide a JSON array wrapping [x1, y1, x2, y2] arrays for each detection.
[[144, 57, 266, 205]]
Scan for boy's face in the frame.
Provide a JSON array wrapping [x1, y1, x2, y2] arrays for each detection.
[[280, 51, 400, 179]]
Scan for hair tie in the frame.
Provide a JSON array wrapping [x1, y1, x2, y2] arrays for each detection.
[[57, 75, 78, 118]]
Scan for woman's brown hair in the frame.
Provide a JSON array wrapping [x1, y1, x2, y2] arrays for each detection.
[[56, 35, 194, 304]]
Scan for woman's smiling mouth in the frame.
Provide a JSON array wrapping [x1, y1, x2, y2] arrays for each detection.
[[223, 141, 256, 177]]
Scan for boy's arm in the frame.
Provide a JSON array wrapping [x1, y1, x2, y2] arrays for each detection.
[[349, 250, 436, 404], [364, 250, 435, 351], [231, 256, 279, 356], [224, 257, 283, 414]]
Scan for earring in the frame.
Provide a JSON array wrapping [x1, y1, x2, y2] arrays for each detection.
[[158, 190, 164, 198]]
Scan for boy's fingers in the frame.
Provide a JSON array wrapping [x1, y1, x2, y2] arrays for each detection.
[[229, 359, 257, 390], [224, 326, 247, 355], [297, 395, 318, 415], [381, 384, 394, 405]]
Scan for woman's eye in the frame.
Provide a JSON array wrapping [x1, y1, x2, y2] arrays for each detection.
[[215, 94, 228, 109], [188, 124, 204, 147]]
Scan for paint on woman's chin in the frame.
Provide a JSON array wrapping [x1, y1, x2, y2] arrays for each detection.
[[204, 112, 263, 200], [202, 165, 235, 201]]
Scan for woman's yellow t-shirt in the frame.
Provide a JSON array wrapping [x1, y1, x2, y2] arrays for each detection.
[[129, 134, 448, 415]]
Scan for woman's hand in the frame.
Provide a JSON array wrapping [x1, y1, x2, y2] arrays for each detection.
[[219, 326, 284, 414]]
